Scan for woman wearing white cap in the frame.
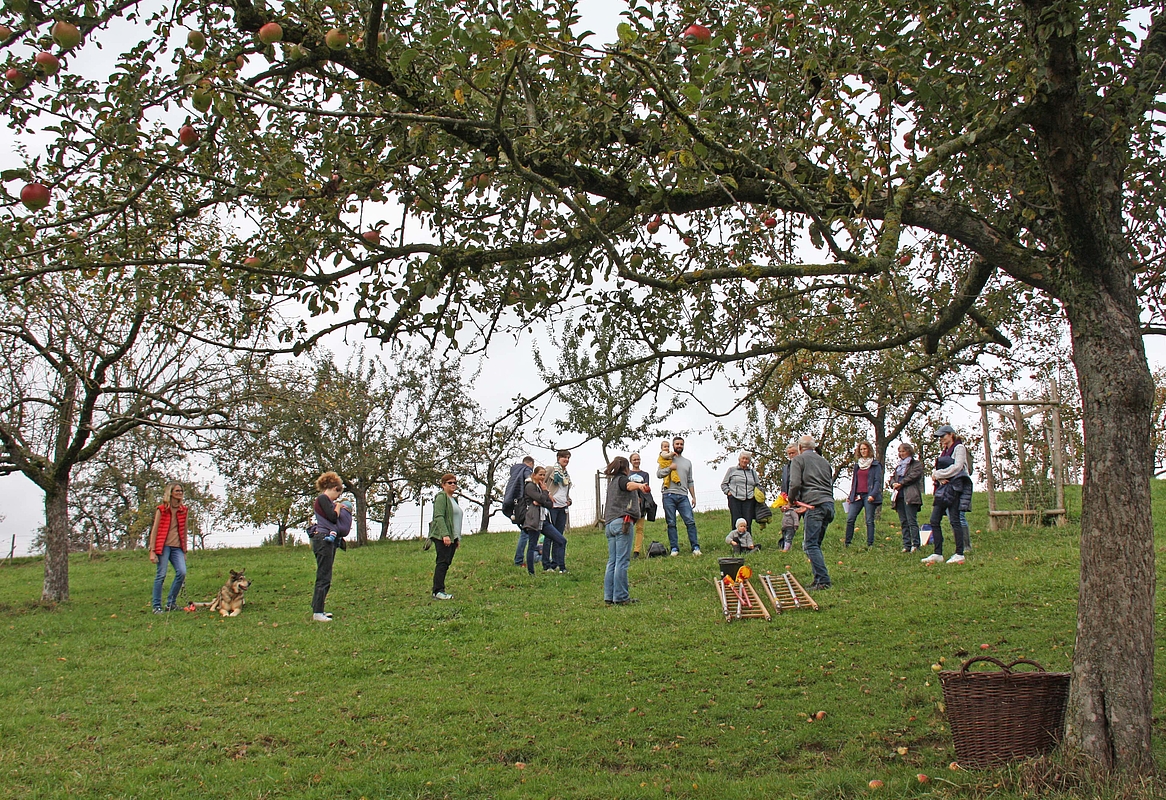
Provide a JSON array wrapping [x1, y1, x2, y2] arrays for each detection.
[[921, 425, 971, 565]]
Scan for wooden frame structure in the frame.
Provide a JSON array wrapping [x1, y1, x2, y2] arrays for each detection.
[[716, 576, 771, 621], [760, 572, 820, 613], [978, 382, 1067, 531]]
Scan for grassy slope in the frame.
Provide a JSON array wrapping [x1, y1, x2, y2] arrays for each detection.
[[0, 486, 1162, 800]]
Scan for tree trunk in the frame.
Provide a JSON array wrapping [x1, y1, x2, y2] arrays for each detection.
[[352, 485, 369, 546], [1062, 285, 1155, 775], [41, 478, 71, 603], [480, 460, 497, 532]]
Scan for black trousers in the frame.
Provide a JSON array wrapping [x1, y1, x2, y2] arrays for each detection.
[[432, 538, 459, 594], [311, 535, 335, 613], [727, 496, 758, 532]]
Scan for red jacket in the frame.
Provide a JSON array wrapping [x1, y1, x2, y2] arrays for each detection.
[[153, 504, 188, 554]]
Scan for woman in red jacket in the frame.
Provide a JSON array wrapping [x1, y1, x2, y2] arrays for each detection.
[[148, 483, 188, 613]]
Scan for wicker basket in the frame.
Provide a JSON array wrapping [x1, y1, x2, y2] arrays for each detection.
[[940, 656, 1070, 768]]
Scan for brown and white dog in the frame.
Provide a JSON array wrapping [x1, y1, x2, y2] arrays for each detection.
[[192, 570, 251, 617]]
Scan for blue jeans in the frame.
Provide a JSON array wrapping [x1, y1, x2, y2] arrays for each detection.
[[604, 519, 633, 602], [152, 546, 187, 610], [550, 507, 568, 535], [536, 520, 566, 571], [802, 503, 834, 587], [845, 497, 878, 546], [513, 527, 528, 565], [897, 502, 922, 550], [661, 493, 700, 552]]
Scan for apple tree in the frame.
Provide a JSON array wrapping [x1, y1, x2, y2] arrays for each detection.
[[2, 0, 1164, 774]]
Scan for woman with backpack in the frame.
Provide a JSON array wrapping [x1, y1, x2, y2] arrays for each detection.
[[921, 425, 972, 565]]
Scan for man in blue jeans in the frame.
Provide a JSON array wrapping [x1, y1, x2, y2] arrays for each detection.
[[789, 434, 835, 589], [657, 436, 702, 556]]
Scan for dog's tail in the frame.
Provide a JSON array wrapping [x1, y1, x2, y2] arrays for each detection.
[[190, 601, 215, 608]]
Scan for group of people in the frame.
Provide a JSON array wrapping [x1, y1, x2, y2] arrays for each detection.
[[144, 427, 975, 618]]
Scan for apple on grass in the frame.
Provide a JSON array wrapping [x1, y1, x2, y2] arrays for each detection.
[[20, 182, 51, 211]]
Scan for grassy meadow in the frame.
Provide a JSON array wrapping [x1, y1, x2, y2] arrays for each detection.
[[1, 486, 1164, 799]]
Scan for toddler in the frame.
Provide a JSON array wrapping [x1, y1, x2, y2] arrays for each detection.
[[657, 440, 680, 490], [726, 517, 757, 554]]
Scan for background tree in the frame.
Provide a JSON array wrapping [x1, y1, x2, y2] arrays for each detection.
[[63, 426, 217, 551], [218, 348, 483, 545], [3, 0, 1164, 774], [534, 321, 683, 461]]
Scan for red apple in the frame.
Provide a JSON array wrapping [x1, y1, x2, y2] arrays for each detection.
[[683, 236, 694, 247], [5, 67, 28, 88], [52, 21, 82, 50], [20, 182, 51, 211], [682, 23, 711, 45], [34, 51, 60, 75], [258, 22, 283, 44], [814, 710, 826, 720], [980, 643, 990, 650], [740, 46, 753, 56], [362, 229, 381, 246], [868, 779, 884, 789], [187, 30, 207, 51], [898, 253, 912, 265], [533, 228, 547, 240], [762, 216, 777, 228], [916, 774, 930, 783], [178, 124, 199, 147], [243, 256, 261, 267], [325, 28, 347, 49], [784, 11, 797, 28]]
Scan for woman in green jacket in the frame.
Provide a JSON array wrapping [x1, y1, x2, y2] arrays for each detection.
[[429, 473, 462, 600]]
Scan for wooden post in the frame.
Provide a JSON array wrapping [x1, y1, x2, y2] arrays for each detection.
[[595, 470, 603, 528], [419, 496, 426, 540], [1011, 391, 1030, 510], [7, 534, 14, 560], [980, 384, 1000, 531], [1049, 379, 1067, 526]]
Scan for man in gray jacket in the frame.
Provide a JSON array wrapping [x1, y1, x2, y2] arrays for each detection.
[[657, 436, 702, 556], [789, 435, 835, 589]]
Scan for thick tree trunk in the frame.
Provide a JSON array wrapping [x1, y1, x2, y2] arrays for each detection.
[[1063, 287, 1155, 775], [41, 479, 71, 603]]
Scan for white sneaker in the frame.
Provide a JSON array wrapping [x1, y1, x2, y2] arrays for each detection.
[[312, 613, 332, 622], [921, 553, 944, 564], [670, 549, 679, 557], [433, 591, 453, 600], [946, 554, 966, 564], [692, 548, 702, 556]]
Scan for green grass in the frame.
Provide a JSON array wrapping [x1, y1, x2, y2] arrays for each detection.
[[0, 487, 1162, 800]]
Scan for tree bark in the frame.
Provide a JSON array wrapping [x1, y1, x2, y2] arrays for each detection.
[[1062, 283, 1155, 775], [41, 478, 71, 603], [352, 485, 369, 546], [480, 460, 497, 532]]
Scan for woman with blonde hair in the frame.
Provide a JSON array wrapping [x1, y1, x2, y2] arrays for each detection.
[[148, 482, 188, 613]]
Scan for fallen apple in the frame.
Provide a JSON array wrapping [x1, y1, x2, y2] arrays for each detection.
[[814, 710, 826, 720], [980, 643, 990, 650], [20, 182, 51, 211], [916, 774, 930, 783], [258, 22, 283, 44], [34, 51, 60, 75], [868, 779, 883, 789], [52, 20, 82, 50]]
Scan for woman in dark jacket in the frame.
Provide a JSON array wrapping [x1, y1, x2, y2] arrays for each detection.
[[889, 443, 925, 552], [844, 441, 883, 547], [522, 466, 567, 575], [602, 456, 648, 605]]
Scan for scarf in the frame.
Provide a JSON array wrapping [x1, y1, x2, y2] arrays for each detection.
[[857, 456, 874, 470], [896, 456, 912, 479]]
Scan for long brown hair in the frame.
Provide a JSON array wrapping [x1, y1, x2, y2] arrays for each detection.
[[604, 456, 630, 477]]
